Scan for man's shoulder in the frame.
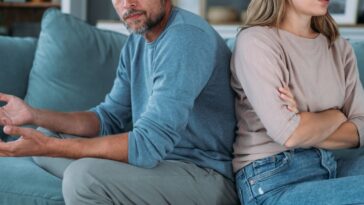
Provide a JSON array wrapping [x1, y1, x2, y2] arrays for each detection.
[[166, 7, 216, 37]]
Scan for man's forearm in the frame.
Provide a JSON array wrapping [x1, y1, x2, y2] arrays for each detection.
[[285, 110, 346, 148], [46, 133, 128, 162], [33, 109, 100, 137], [315, 121, 359, 149]]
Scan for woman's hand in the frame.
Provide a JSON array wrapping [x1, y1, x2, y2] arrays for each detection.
[[278, 87, 299, 114]]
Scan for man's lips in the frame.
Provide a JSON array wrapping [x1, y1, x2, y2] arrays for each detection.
[[125, 13, 143, 20], [123, 10, 146, 21]]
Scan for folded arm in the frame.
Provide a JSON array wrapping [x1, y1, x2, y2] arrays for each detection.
[[315, 121, 359, 149], [280, 87, 359, 149]]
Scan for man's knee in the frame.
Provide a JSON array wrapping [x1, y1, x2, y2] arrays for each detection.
[[62, 158, 113, 204]]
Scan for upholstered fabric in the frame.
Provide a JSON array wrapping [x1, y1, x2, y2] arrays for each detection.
[[0, 157, 64, 205], [24, 9, 128, 112], [0, 37, 37, 140]]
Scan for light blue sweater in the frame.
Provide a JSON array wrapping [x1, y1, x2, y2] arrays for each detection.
[[91, 8, 236, 179]]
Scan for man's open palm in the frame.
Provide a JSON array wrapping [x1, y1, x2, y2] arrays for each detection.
[[0, 93, 34, 126]]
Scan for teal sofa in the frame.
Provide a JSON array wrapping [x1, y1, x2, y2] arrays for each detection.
[[1, 8, 364, 205], [0, 9, 127, 205]]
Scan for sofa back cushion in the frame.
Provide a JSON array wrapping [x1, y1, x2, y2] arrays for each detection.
[[24, 9, 128, 112], [351, 40, 364, 84], [0, 37, 37, 140], [0, 37, 37, 100]]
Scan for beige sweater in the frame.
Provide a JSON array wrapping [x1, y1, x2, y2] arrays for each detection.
[[231, 26, 364, 172]]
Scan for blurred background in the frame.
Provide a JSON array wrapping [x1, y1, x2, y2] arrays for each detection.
[[1, 0, 364, 39]]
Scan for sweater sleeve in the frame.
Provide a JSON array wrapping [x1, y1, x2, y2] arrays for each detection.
[[341, 40, 364, 147], [127, 25, 219, 168], [231, 28, 300, 145], [89, 48, 132, 136]]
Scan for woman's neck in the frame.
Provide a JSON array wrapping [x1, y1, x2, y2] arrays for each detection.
[[280, 7, 318, 39]]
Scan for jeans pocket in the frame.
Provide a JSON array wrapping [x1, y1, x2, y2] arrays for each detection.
[[248, 152, 290, 199]]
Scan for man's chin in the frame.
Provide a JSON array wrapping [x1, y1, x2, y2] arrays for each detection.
[[126, 25, 149, 35]]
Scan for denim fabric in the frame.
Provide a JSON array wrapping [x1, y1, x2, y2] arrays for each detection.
[[236, 148, 364, 205]]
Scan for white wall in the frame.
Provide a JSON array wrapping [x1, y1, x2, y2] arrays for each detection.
[[61, 0, 88, 21]]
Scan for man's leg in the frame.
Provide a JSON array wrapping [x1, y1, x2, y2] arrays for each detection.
[[62, 158, 238, 205], [33, 127, 75, 178]]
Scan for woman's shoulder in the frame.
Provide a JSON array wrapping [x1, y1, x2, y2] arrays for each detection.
[[333, 36, 352, 51], [238, 26, 279, 39], [235, 26, 282, 51], [330, 36, 355, 60]]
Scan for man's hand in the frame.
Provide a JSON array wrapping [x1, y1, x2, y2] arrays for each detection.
[[0, 93, 35, 126], [0, 126, 53, 157]]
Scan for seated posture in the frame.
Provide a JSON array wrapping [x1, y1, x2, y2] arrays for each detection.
[[231, 0, 364, 204], [0, 0, 238, 204]]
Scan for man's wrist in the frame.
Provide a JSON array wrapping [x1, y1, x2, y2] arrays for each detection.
[[44, 136, 61, 157], [30, 108, 41, 125]]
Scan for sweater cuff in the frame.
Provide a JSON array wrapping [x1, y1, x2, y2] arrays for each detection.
[[350, 118, 364, 147], [273, 114, 301, 145]]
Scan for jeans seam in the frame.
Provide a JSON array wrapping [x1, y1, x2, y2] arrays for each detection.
[[243, 168, 255, 202], [317, 149, 336, 178]]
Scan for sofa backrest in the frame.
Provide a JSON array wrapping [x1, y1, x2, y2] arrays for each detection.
[[0, 9, 128, 140], [351, 41, 364, 84], [0, 37, 37, 101]]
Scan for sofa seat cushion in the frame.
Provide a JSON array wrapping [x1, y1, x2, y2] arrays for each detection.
[[24, 9, 128, 112], [0, 157, 64, 205]]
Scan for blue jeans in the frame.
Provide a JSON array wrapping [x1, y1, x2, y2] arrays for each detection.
[[236, 148, 364, 205]]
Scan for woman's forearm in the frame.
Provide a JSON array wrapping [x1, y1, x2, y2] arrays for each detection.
[[284, 110, 347, 148], [315, 121, 359, 149]]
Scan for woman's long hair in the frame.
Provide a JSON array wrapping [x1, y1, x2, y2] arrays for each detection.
[[242, 0, 339, 45]]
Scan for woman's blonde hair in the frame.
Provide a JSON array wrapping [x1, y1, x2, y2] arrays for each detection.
[[242, 0, 339, 45]]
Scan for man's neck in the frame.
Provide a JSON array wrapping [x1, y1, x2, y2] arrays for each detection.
[[144, 3, 173, 42]]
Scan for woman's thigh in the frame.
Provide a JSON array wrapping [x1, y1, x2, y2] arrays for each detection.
[[337, 154, 364, 177], [264, 175, 364, 205], [235, 148, 337, 205]]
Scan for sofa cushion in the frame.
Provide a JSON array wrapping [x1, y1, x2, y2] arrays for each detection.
[[0, 9, 128, 204], [0, 37, 37, 140], [0, 157, 64, 205], [24, 9, 128, 112], [351, 40, 364, 84]]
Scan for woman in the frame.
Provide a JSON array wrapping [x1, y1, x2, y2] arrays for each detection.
[[231, 0, 364, 204]]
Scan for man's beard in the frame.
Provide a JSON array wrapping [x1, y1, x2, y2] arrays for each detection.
[[122, 8, 166, 35]]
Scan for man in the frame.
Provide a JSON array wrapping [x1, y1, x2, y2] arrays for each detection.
[[0, 0, 237, 204]]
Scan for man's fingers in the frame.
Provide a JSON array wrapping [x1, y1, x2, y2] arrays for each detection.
[[0, 117, 12, 126], [3, 126, 33, 137], [0, 93, 11, 103], [0, 140, 12, 155]]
